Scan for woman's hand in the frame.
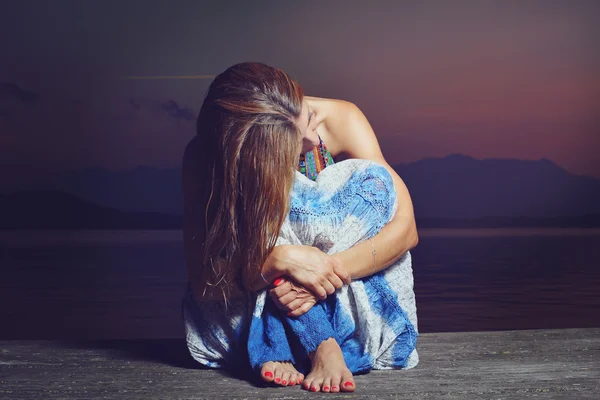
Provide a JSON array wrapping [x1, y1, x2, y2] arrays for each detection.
[[269, 277, 318, 317], [267, 245, 350, 300]]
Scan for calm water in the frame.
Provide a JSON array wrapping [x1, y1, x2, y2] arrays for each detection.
[[1, 229, 599, 339]]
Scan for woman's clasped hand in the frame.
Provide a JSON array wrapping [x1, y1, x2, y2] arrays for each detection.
[[267, 244, 351, 316], [269, 277, 317, 317]]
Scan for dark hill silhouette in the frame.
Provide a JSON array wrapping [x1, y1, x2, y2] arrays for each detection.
[[393, 154, 600, 219], [0, 189, 598, 229], [50, 166, 183, 214], [4, 154, 600, 227], [0, 190, 182, 229]]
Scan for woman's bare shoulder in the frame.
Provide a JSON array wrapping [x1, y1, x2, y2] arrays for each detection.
[[305, 95, 352, 114], [305, 96, 356, 158], [305, 96, 356, 131]]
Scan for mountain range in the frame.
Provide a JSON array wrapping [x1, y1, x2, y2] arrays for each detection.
[[1, 154, 599, 228], [0, 190, 181, 229]]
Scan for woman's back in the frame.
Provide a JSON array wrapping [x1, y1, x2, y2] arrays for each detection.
[[182, 135, 211, 301]]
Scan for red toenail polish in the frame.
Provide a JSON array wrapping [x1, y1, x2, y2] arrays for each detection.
[[282, 380, 287, 385], [264, 371, 273, 378], [344, 381, 353, 387], [311, 387, 318, 392], [275, 378, 280, 383], [324, 386, 330, 391], [332, 386, 338, 390], [273, 278, 284, 286]]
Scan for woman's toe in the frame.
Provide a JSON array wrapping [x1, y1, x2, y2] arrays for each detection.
[[289, 372, 299, 386], [280, 371, 291, 386], [322, 378, 332, 392], [303, 377, 313, 391], [309, 378, 324, 392], [330, 375, 343, 393], [340, 371, 355, 392], [272, 366, 283, 385], [260, 362, 275, 382]]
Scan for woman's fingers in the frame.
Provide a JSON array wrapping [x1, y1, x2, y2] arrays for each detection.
[[307, 284, 327, 300], [269, 280, 293, 298], [270, 296, 288, 311], [287, 300, 316, 317], [313, 286, 327, 300], [327, 273, 344, 290], [303, 277, 327, 300], [275, 290, 299, 308], [321, 279, 336, 296], [284, 298, 305, 313]]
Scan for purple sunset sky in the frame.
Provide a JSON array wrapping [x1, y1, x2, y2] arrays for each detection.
[[0, 0, 599, 188]]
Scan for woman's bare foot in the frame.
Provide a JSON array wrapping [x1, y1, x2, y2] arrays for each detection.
[[260, 361, 304, 387], [303, 338, 355, 392]]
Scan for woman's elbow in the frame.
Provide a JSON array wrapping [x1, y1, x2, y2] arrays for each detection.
[[410, 230, 419, 250], [406, 220, 419, 250]]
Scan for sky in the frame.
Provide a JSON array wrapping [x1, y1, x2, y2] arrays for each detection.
[[1, 0, 599, 188]]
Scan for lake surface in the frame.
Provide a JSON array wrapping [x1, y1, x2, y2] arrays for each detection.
[[1, 229, 599, 339]]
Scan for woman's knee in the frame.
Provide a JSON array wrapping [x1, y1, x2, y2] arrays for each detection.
[[355, 163, 397, 222]]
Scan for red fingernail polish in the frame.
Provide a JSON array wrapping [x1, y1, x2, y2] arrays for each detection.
[[264, 371, 273, 378], [282, 380, 287, 385], [273, 278, 284, 286], [344, 381, 353, 387]]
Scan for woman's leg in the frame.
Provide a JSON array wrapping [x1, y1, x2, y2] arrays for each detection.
[[248, 159, 418, 390], [318, 160, 419, 370], [183, 284, 306, 386]]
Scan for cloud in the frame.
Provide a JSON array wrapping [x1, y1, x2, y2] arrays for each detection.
[[161, 99, 195, 121], [128, 98, 141, 109], [118, 97, 197, 122], [0, 82, 40, 103], [125, 75, 216, 80], [0, 90, 198, 188]]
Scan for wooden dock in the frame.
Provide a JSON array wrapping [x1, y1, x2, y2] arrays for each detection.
[[1, 328, 598, 399]]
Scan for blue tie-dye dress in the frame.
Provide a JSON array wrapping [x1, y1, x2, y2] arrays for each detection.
[[182, 157, 419, 374]]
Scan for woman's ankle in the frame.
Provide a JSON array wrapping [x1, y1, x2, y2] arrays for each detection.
[[308, 337, 339, 362]]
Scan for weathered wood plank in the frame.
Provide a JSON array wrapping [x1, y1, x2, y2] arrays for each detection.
[[1, 328, 599, 399]]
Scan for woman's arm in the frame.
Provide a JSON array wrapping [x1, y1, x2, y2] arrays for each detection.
[[268, 101, 419, 316], [325, 100, 419, 279], [253, 244, 351, 299]]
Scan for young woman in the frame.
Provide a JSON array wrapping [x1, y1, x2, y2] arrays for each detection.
[[181, 62, 419, 393]]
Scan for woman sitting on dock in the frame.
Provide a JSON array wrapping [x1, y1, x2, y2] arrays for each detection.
[[181, 61, 420, 393]]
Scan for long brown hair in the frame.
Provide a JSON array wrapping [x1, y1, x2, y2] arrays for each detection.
[[189, 62, 304, 301]]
